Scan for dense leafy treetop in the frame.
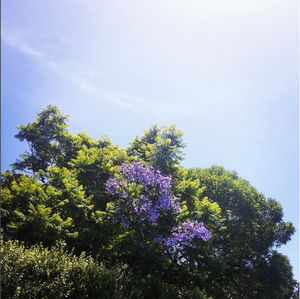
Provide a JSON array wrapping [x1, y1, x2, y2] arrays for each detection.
[[1, 105, 298, 298], [128, 124, 186, 175]]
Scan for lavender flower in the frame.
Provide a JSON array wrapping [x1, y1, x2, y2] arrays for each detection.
[[155, 220, 211, 250], [106, 161, 180, 224], [106, 161, 212, 250]]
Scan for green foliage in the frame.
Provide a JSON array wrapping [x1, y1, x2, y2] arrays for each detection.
[[13, 105, 69, 178], [2, 105, 298, 298], [254, 251, 298, 299], [2, 240, 214, 299], [69, 142, 131, 210], [1, 170, 90, 247], [128, 124, 186, 175], [1, 240, 134, 299], [187, 166, 297, 298]]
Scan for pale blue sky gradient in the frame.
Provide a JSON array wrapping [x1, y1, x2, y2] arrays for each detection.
[[2, 0, 299, 280]]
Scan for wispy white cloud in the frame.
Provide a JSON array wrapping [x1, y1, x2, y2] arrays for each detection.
[[2, 29, 196, 116], [2, 32, 46, 58]]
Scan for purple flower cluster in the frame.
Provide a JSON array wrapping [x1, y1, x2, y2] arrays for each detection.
[[106, 178, 127, 198], [106, 162, 180, 224], [106, 161, 212, 250], [119, 162, 172, 194], [157, 220, 211, 250]]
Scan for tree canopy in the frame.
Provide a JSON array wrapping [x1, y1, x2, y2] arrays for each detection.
[[1, 105, 298, 298]]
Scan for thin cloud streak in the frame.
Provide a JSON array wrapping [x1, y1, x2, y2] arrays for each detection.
[[2, 32, 46, 58], [2, 30, 196, 116]]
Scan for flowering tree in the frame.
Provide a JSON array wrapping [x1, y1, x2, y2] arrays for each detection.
[[3, 105, 297, 298]]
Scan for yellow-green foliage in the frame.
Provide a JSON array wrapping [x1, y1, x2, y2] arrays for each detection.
[[1, 240, 129, 299]]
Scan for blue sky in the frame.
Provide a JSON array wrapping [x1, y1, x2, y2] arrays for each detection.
[[2, 0, 299, 280]]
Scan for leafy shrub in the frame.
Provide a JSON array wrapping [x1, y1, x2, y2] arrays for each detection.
[[1, 240, 130, 299], [1, 240, 213, 298]]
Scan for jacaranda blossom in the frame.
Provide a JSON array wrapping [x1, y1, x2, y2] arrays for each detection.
[[156, 220, 212, 250], [106, 161, 180, 224], [106, 161, 211, 250]]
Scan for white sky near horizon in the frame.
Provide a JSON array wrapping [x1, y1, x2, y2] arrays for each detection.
[[2, 0, 299, 280]]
